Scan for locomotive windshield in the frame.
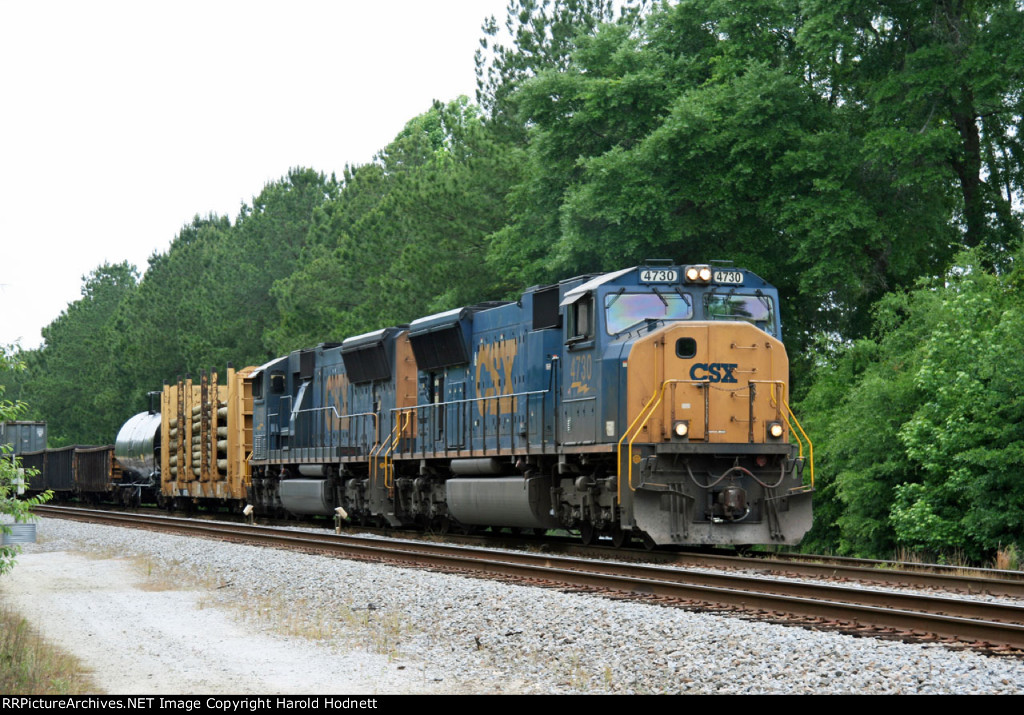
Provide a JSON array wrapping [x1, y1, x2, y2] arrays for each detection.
[[706, 293, 776, 334], [605, 291, 693, 334]]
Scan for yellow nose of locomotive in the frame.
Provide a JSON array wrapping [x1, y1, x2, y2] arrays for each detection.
[[625, 320, 790, 444]]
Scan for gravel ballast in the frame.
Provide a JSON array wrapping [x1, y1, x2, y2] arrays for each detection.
[[3, 517, 1024, 695]]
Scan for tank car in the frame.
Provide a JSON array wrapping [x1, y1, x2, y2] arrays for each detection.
[[243, 260, 814, 547]]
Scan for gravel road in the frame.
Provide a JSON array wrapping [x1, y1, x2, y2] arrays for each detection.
[[2, 517, 1023, 695]]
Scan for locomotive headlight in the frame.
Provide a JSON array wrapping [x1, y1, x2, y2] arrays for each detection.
[[673, 420, 689, 439], [684, 265, 712, 283], [767, 421, 784, 439]]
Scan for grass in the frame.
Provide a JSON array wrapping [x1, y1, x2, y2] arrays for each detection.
[[0, 604, 99, 694], [232, 593, 411, 658], [994, 544, 1020, 571], [893, 545, 1024, 572], [124, 555, 415, 660]]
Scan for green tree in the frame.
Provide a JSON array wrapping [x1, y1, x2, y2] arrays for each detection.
[[268, 101, 520, 352], [800, 245, 1024, 560], [797, 300, 929, 556], [798, 0, 1024, 254], [0, 346, 52, 576], [116, 168, 336, 389], [209, 168, 338, 364], [371, 98, 522, 320], [489, 0, 956, 360], [891, 250, 1024, 558], [475, 0, 628, 128], [112, 215, 231, 399], [23, 263, 139, 444]]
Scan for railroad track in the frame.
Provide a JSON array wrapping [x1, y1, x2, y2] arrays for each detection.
[[36, 505, 1024, 654], [64, 503, 1024, 599], [628, 549, 1024, 600]]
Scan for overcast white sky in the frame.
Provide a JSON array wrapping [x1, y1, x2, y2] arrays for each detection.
[[0, 0, 511, 349]]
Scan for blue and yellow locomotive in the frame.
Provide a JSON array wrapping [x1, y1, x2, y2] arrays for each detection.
[[241, 260, 813, 547]]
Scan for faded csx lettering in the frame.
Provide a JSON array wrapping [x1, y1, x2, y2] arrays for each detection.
[[476, 338, 518, 416], [689, 362, 739, 383], [323, 372, 350, 425]]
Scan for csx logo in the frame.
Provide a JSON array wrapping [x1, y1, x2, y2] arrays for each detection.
[[689, 363, 739, 383]]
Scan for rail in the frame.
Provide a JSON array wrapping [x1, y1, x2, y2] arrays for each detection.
[[38, 505, 1024, 653]]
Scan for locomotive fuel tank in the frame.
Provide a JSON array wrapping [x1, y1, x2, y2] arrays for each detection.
[[446, 475, 562, 531]]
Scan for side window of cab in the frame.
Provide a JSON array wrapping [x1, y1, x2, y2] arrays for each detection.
[[567, 293, 594, 342]]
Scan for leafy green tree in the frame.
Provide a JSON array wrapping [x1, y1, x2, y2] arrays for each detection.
[[210, 168, 338, 364], [798, 0, 1024, 254], [891, 250, 1024, 558], [371, 99, 522, 320], [267, 159, 408, 351], [475, 0, 628, 128], [116, 168, 335, 391], [797, 296, 932, 556], [800, 245, 1024, 560], [112, 215, 231, 398], [268, 101, 520, 352], [24, 263, 139, 444], [489, 0, 957, 362], [0, 346, 52, 576]]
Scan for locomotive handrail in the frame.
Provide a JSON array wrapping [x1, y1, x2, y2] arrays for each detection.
[[617, 378, 803, 497], [617, 379, 691, 499], [780, 400, 814, 488], [265, 407, 379, 460], [294, 406, 381, 446], [387, 389, 552, 456], [760, 371, 815, 488], [381, 409, 415, 490], [761, 352, 810, 470], [393, 389, 551, 411]]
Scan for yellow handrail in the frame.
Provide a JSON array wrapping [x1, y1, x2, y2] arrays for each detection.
[[616, 378, 815, 493], [781, 400, 814, 488], [373, 421, 400, 490], [616, 379, 689, 499], [382, 409, 414, 490]]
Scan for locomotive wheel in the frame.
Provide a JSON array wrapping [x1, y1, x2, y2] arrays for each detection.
[[640, 532, 657, 551], [579, 522, 596, 546], [610, 526, 628, 549]]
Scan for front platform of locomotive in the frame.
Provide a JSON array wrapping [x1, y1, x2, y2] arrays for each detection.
[[568, 262, 814, 546]]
